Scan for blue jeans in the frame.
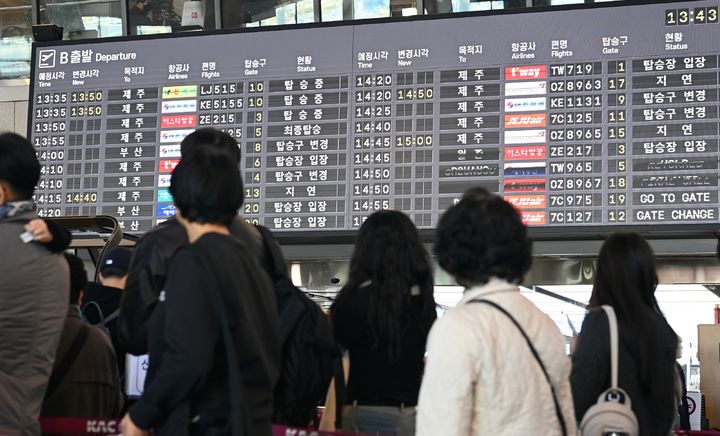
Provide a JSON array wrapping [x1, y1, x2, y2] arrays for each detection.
[[341, 405, 416, 436]]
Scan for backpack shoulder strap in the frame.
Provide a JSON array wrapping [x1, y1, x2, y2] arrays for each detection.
[[81, 300, 105, 324], [45, 324, 90, 400], [600, 305, 620, 391], [254, 225, 288, 279], [468, 299, 567, 436]]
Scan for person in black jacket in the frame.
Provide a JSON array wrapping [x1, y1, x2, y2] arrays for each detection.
[[118, 128, 267, 358], [571, 232, 678, 435], [82, 247, 133, 376], [331, 210, 436, 436], [121, 146, 280, 436]]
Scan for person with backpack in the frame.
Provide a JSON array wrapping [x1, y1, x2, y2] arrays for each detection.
[[330, 210, 436, 436], [121, 146, 280, 436], [42, 253, 124, 419], [255, 225, 343, 429], [118, 128, 268, 358], [571, 232, 678, 435], [82, 247, 133, 376], [416, 193, 576, 436]]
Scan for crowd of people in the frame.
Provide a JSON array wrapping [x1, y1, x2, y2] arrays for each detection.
[[0, 127, 684, 436]]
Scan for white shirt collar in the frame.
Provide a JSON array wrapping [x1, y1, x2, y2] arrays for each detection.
[[457, 277, 519, 305]]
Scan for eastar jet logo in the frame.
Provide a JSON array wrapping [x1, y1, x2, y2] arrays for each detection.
[[504, 195, 547, 209], [159, 159, 179, 173], [521, 211, 547, 226], [161, 115, 197, 129], [38, 50, 56, 68], [504, 145, 546, 161], [505, 65, 547, 80], [161, 100, 197, 114], [505, 81, 547, 97], [162, 85, 198, 99], [504, 114, 546, 128]]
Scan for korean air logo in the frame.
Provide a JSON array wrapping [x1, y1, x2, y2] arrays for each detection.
[[160, 129, 193, 143], [38, 50, 56, 68], [161, 100, 197, 114], [160, 145, 182, 158], [156, 204, 177, 218], [504, 97, 546, 113], [158, 175, 172, 187]]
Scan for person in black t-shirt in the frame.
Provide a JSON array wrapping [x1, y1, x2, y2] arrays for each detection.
[[330, 210, 436, 436], [121, 146, 280, 436]]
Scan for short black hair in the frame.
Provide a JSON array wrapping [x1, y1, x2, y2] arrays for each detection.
[[180, 128, 241, 164], [63, 253, 88, 304], [434, 194, 532, 286], [170, 146, 243, 227], [461, 186, 491, 201], [0, 133, 40, 200]]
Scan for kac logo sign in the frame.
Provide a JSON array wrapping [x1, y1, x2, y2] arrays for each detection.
[[38, 50, 56, 68]]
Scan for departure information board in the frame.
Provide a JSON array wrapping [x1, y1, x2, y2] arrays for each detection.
[[28, 1, 720, 234]]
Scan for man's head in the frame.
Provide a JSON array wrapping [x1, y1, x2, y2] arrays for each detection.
[[99, 247, 132, 290], [170, 146, 244, 227], [63, 253, 88, 305], [180, 128, 241, 164], [0, 133, 41, 205]]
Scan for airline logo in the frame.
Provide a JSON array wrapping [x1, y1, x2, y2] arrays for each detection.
[[505, 97, 546, 113], [505, 129, 546, 145], [504, 114, 546, 128], [158, 175, 172, 187], [161, 100, 197, 114], [159, 159, 179, 173], [156, 219, 168, 224], [160, 129, 193, 143], [521, 211, 546, 226], [156, 204, 177, 218], [157, 189, 173, 203], [505, 65, 547, 80], [505, 145, 546, 161], [504, 178, 546, 193], [504, 162, 546, 177], [505, 81, 546, 96], [162, 85, 198, 99], [505, 195, 547, 209], [161, 115, 197, 129], [159, 145, 182, 158]]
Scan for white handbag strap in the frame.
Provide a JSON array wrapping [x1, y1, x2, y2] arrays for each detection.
[[601, 305, 619, 391]]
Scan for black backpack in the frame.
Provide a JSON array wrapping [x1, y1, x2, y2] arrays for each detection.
[[255, 225, 344, 428]]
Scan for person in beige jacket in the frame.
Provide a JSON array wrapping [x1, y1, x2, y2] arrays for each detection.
[[416, 191, 576, 436]]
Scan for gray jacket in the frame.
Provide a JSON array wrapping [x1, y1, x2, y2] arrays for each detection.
[[0, 211, 69, 436]]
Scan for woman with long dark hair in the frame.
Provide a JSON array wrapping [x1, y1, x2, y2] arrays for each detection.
[[330, 210, 436, 436], [571, 232, 678, 435]]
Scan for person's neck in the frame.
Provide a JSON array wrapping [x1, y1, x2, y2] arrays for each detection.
[[185, 222, 230, 243]]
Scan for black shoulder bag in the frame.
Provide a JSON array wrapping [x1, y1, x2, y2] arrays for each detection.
[[468, 299, 568, 436]]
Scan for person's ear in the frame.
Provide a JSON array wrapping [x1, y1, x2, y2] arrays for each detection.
[[0, 182, 11, 205]]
